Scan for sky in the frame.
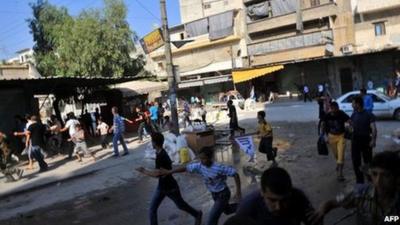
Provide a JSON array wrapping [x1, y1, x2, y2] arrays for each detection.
[[0, 0, 181, 60]]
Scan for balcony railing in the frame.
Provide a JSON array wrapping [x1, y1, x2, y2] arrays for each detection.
[[248, 30, 333, 56], [247, 2, 337, 34]]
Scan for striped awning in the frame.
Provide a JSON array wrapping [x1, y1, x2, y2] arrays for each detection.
[[232, 65, 284, 83]]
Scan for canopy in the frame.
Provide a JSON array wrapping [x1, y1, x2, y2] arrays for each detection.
[[232, 65, 284, 83]]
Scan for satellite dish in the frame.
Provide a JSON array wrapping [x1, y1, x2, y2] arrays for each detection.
[[325, 44, 334, 55]]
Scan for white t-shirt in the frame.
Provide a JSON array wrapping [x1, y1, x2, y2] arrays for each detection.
[[97, 122, 109, 135], [65, 119, 80, 137], [25, 121, 33, 131]]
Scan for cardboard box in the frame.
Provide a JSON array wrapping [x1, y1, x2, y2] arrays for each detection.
[[182, 130, 215, 152]]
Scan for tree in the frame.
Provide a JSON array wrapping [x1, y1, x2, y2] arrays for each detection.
[[28, 0, 143, 77], [28, 0, 71, 76]]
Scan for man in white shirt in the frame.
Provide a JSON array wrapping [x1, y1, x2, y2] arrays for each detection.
[[60, 113, 80, 159]]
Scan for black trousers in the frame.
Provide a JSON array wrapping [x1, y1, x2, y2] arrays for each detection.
[[138, 122, 153, 141], [351, 136, 373, 184], [230, 122, 245, 137]]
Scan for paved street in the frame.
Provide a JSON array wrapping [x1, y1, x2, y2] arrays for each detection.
[[0, 100, 399, 225]]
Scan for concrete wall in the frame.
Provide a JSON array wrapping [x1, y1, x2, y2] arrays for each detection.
[[180, 0, 243, 23], [163, 41, 241, 73], [355, 8, 400, 52], [0, 89, 38, 134], [247, 0, 355, 66]]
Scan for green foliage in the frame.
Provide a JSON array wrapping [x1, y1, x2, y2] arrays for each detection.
[[28, 0, 143, 77]]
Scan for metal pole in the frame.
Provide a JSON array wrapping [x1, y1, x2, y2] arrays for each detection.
[[160, 0, 180, 135]]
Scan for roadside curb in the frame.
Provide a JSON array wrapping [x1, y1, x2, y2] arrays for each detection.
[[0, 168, 101, 201]]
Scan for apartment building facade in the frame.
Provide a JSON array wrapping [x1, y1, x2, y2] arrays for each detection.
[[242, 0, 400, 97], [145, 0, 400, 100], [241, 0, 356, 97], [147, 0, 248, 102]]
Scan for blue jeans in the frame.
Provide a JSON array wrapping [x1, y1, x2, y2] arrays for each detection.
[[150, 187, 199, 225], [207, 188, 237, 225], [31, 146, 48, 170], [112, 132, 128, 155]]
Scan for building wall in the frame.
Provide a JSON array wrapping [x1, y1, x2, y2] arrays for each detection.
[[150, 9, 247, 76], [355, 8, 400, 52], [180, 0, 243, 23], [246, 0, 355, 66], [0, 89, 37, 134]]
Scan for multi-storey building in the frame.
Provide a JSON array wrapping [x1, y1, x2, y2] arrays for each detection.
[[145, 0, 400, 100], [241, 0, 356, 97], [147, 0, 248, 102], [349, 0, 400, 94]]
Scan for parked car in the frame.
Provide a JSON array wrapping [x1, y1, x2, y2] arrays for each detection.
[[336, 90, 400, 120]]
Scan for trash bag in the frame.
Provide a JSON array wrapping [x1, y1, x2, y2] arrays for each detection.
[[179, 147, 190, 164], [317, 136, 329, 155]]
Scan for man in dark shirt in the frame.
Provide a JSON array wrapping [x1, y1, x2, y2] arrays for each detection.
[[136, 132, 202, 225], [227, 100, 245, 137], [321, 101, 350, 181], [135, 106, 153, 143], [235, 167, 320, 225], [26, 116, 48, 172], [350, 96, 377, 184]]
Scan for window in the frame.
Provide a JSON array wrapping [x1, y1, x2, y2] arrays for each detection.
[[180, 33, 184, 40], [310, 0, 320, 7], [203, 3, 211, 9], [371, 94, 385, 103], [158, 62, 164, 70], [374, 22, 386, 36], [343, 94, 356, 103]]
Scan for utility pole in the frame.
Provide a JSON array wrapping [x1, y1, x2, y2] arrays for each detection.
[[160, 0, 180, 135]]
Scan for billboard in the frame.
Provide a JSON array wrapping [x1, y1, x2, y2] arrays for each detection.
[[140, 28, 164, 54]]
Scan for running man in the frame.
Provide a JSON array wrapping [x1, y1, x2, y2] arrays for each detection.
[[136, 133, 202, 225], [69, 124, 96, 162], [227, 100, 245, 138], [315, 151, 400, 225], [320, 102, 350, 181], [162, 146, 242, 225], [60, 112, 80, 159], [109, 107, 133, 157], [13, 114, 33, 170], [25, 116, 48, 172], [350, 96, 377, 184], [256, 111, 277, 166], [96, 118, 109, 149]]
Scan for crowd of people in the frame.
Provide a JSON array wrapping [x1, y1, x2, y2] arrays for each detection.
[[0, 106, 138, 181], [1, 91, 399, 225], [0, 96, 209, 182], [132, 91, 399, 225]]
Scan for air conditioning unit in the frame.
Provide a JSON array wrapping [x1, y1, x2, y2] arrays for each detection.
[[341, 45, 353, 54]]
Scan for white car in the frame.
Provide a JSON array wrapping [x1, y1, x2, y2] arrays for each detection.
[[336, 90, 400, 120]]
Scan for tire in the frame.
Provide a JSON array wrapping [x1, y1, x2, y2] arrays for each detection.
[[394, 109, 400, 121]]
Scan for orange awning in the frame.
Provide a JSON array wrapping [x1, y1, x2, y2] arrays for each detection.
[[232, 65, 284, 83]]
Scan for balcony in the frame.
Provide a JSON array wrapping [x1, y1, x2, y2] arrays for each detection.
[[357, 0, 400, 14], [247, 2, 337, 34], [248, 30, 333, 56], [251, 45, 327, 66]]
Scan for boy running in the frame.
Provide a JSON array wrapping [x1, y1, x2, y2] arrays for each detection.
[[257, 111, 277, 166], [69, 124, 96, 162], [96, 118, 109, 149], [136, 132, 202, 225], [162, 146, 242, 225]]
